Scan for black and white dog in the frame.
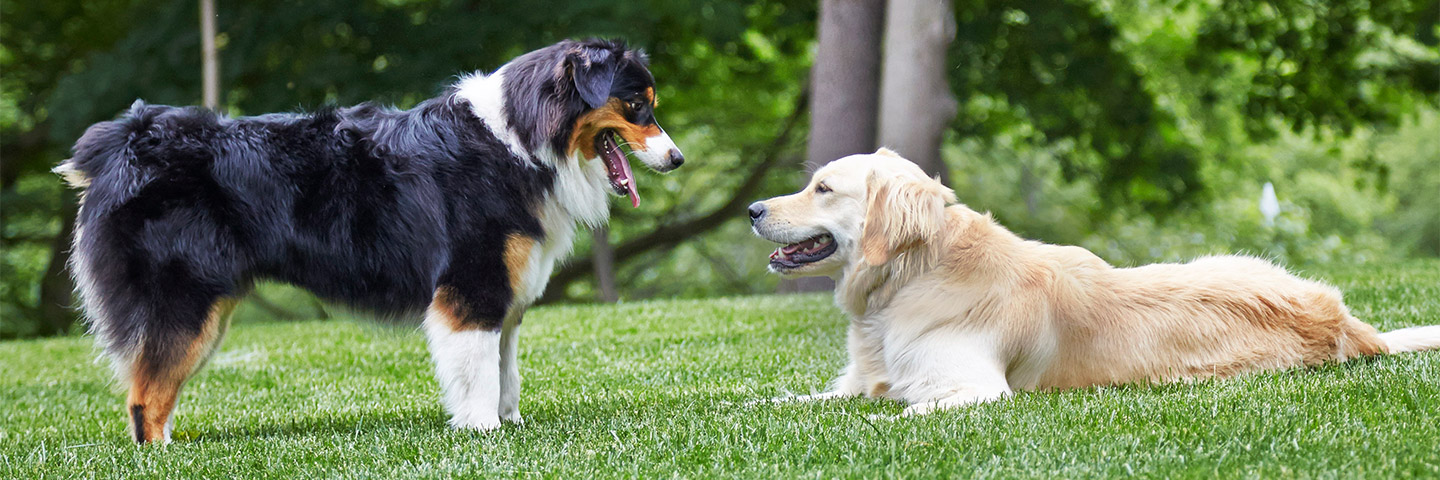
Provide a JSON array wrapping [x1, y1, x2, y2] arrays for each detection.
[[55, 39, 682, 443]]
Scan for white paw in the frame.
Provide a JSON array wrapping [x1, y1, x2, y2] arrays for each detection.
[[900, 403, 933, 417], [740, 396, 787, 407], [863, 413, 898, 422], [744, 390, 850, 406], [450, 414, 502, 431], [501, 412, 525, 425]]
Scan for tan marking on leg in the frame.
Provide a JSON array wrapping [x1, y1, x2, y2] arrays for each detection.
[[503, 234, 536, 296], [429, 286, 477, 332], [127, 298, 237, 443]]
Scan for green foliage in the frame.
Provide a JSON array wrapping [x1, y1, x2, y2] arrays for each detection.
[[950, 0, 1202, 212], [2, 0, 1438, 337], [2, 261, 1439, 477], [949, 106, 1438, 268], [0, 176, 67, 338], [1374, 110, 1440, 257], [1190, 0, 1439, 138]]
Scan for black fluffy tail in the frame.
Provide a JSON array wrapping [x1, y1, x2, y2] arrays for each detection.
[[54, 99, 159, 190]]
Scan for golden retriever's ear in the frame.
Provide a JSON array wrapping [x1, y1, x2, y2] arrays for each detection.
[[861, 172, 957, 266]]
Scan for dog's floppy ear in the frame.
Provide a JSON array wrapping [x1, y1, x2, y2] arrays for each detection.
[[566, 46, 619, 109], [860, 172, 957, 266]]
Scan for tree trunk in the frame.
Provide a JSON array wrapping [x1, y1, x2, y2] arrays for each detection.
[[878, 0, 957, 184], [36, 199, 79, 335], [784, 0, 886, 293], [591, 227, 619, 302], [200, 0, 220, 110]]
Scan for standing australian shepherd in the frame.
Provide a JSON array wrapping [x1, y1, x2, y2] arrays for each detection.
[[56, 39, 683, 443]]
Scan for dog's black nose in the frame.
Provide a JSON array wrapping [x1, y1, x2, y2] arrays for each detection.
[[748, 202, 766, 223], [667, 149, 685, 168]]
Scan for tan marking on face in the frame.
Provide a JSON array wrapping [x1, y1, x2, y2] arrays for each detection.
[[503, 233, 535, 295], [569, 99, 662, 158], [644, 87, 656, 107], [127, 298, 237, 443]]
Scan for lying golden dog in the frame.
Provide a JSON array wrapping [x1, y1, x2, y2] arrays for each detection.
[[748, 148, 1440, 415]]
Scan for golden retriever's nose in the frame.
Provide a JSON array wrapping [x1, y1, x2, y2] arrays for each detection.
[[748, 202, 767, 224]]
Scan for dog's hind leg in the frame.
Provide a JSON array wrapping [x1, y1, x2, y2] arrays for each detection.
[[123, 297, 238, 444]]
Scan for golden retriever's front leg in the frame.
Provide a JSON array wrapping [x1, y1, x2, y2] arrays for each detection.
[[890, 333, 1012, 418], [753, 363, 864, 405], [844, 322, 893, 397], [766, 322, 890, 403], [794, 362, 868, 401], [900, 386, 1010, 417]]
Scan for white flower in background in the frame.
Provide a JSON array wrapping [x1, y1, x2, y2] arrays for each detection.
[[1260, 182, 1280, 227]]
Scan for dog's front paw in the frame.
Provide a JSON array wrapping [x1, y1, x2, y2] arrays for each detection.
[[501, 411, 524, 425], [753, 390, 852, 405], [866, 413, 900, 422], [449, 414, 503, 431], [900, 402, 935, 417]]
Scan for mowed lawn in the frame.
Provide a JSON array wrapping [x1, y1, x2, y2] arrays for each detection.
[[3, 261, 1438, 478]]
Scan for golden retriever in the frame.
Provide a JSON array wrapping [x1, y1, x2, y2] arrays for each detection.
[[748, 148, 1440, 416]]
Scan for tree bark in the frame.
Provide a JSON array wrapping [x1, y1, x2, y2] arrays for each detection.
[[36, 199, 79, 335], [591, 227, 619, 302], [878, 0, 957, 184], [784, 0, 886, 293], [200, 0, 220, 110]]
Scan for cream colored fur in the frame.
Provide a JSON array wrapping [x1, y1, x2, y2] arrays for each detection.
[[752, 149, 1440, 416]]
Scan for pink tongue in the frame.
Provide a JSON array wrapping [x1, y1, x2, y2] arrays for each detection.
[[620, 153, 640, 208]]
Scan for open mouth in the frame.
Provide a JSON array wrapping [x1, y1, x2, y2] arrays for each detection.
[[596, 130, 640, 208], [768, 233, 837, 269]]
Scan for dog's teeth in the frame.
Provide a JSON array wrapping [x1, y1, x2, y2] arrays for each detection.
[[817, 236, 831, 245], [619, 178, 630, 186]]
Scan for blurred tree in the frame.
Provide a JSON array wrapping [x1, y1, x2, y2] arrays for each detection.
[[591, 227, 619, 302], [200, 0, 219, 110], [806, 0, 884, 168], [779, 0, 885, 293], [1190, 0, 1438, 138], [947, 0, 1437, 214], [879, 0, 958, 183]]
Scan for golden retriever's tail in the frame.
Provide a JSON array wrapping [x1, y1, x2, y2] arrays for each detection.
[[1380, 326, 1440, 354]]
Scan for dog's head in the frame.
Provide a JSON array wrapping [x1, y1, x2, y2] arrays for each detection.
[[749, 149, 955, 276], [494, 38, 683, 207]]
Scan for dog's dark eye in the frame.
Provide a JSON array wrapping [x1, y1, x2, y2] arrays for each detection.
[[629, 100, 645, 111], [815, 183, 832, 194]]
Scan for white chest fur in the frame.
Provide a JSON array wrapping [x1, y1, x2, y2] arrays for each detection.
[[454, 68, 613, 308]]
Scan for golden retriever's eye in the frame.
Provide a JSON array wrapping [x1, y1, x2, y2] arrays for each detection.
[[815, 182, 832, 194]]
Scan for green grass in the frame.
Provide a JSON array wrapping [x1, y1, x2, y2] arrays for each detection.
[[3, 261, 1439, 478]]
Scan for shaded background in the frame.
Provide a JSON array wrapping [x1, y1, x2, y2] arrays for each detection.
[[2, 0, 1437, 339]]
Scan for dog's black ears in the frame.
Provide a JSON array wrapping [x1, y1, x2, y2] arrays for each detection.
[[566, 46, 620, 109]]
